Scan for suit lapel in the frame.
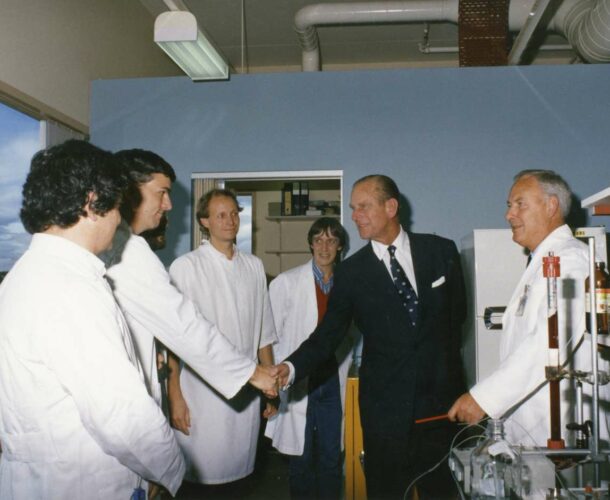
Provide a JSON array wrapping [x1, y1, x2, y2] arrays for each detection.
[[409, 233, 432, 319], [360, 243, 395, 292], [360, 242, 416, 325]]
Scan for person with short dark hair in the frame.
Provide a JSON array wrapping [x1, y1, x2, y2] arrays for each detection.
[[0, 140, 184, 498], [265, 217, 351, 499], [101, 150, 278, 415], [277, 174, 467, 499]]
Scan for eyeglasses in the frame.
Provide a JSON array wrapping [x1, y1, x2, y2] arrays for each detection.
[[312, 237, 340, 247]]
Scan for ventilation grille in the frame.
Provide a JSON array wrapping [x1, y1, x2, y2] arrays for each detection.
[[459, 0, 510, 66]]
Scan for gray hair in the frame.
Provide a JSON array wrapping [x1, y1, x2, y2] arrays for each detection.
[[514, 169, 572, 218]]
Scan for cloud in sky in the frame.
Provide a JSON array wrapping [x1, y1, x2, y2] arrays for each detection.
[[0, 127, 39, 271], [0, 222, 30, 270], [0, 132, 39, 184]]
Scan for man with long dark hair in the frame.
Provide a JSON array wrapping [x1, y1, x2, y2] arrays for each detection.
[[102, 150, 278, 412]]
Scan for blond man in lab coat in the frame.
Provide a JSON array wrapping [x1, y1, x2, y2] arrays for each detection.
[[166, 189, 277, 490], [0, 140, 184, 499], [265, 217, 353, 499], [449, 170, 610, 455]]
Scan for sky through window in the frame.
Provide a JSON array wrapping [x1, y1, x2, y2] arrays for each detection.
[[0, 103, 40, 271]]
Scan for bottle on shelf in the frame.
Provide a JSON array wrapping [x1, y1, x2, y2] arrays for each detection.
[[585, 261, 610, 335], [470, 419, 525, 499]]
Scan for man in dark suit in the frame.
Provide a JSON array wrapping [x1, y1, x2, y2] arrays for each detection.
[[277, 174, 466, 499]]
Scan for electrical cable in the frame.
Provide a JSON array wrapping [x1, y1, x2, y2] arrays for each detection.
[[401, 420, 487, 500], [510, 418, 581, 499]]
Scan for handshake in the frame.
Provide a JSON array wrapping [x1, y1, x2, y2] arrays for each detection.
[[248, 362, 291, 398]]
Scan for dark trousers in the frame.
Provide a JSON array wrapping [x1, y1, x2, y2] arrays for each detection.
[[289, 372, 342, 500], [363, 423, 460, 500]]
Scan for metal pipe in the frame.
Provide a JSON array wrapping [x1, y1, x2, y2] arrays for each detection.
[[575, 381, 585, 486], [418, 42, 572, 54], [520, 448, 610, 456], [587, 238, 601, 485], [509, 0, 555, 64], [294, 0, 610, 70], [294, 1, 458, 71]]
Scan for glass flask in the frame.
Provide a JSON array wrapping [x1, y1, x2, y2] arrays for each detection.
[[470, 418, 524, 499]]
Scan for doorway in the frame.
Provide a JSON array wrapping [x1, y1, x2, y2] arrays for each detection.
[[191, 171, 342, 279]]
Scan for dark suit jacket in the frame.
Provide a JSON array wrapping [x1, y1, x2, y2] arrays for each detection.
[[287, 231, 466, 439]]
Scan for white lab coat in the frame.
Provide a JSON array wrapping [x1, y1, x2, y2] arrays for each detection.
[[0, 234, 184, 499], [264, 260, 352, 456], [471, 225, 610, 447], [169, 241, 277, 484], [103, 222, 256, 405]]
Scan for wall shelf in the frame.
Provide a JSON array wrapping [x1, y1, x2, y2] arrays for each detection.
[[582, 186, 610, 215], [265, 216, 333, 271], [265, 249, 311, 255], [266, 215, 340, 221]]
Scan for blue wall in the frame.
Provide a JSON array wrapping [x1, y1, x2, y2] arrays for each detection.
[[91, 65, 610, 265]]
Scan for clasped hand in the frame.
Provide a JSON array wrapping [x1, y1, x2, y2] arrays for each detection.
[[249, 362, 292, 398]]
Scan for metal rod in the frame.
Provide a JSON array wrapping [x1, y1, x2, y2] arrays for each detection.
[[575, 381, 584, 486], [520, 448, 610, 457], [587, 238, 601, 485], [508, 0, 554, 65], [419, 43, 573, 54]]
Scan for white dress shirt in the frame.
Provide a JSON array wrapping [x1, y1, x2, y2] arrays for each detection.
[[371, 227, 418, 295]]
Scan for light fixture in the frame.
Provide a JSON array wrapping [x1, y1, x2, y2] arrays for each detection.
[[154, 10, 229, 81]]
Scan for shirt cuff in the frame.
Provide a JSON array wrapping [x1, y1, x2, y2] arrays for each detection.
[[282, 361, 296, 390]]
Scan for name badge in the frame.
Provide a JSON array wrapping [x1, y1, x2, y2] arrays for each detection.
[[516, 285, 530, 317]]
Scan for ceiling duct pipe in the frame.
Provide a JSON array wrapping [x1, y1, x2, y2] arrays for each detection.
[[294, 1, 459, 71], [295, 0, 610, 70], [550, 0, 610, 62]]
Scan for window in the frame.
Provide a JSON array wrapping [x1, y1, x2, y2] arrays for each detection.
[[236, 194, 253, 254], [0, 102, 40, 277]]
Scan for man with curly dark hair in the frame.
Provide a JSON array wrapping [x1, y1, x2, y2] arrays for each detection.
[[0, 140, 185, 499]]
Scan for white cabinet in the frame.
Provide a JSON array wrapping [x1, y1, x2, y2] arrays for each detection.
[[265, 216, 339, 273], [460, 229, 528, 388]]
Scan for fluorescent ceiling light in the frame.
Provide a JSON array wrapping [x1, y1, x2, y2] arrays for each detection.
[[154, 11, 229, 81]]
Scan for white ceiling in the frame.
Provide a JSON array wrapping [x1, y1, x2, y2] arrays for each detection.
[[140, 0, 576, 74]]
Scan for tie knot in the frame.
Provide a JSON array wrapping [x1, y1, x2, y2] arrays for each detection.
[[388, 245, 397, 257]]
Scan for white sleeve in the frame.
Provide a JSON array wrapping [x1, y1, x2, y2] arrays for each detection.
[[471, 250, 588, 418], [259, 262, 278, 349], [43, 286, 185, 495], [107, 235, 255, 399], [268, 273, 291, 362]]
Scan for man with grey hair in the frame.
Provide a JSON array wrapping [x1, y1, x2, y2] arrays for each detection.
[[449, 169, 605, 449]]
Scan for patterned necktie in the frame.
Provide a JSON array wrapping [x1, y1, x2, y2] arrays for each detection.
[[388, 245, 418, 327]]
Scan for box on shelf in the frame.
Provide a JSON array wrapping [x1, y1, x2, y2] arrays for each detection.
[[268, 202, 281, 217]]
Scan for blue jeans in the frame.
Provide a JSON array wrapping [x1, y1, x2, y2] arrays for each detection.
[[288, 371, 342, 500]]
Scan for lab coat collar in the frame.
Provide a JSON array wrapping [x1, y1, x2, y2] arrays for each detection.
[[199, 238, 239, 260], [507, 224, 574, 308], [527, 224, 573, 267], [30, 233, 106, 277]]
